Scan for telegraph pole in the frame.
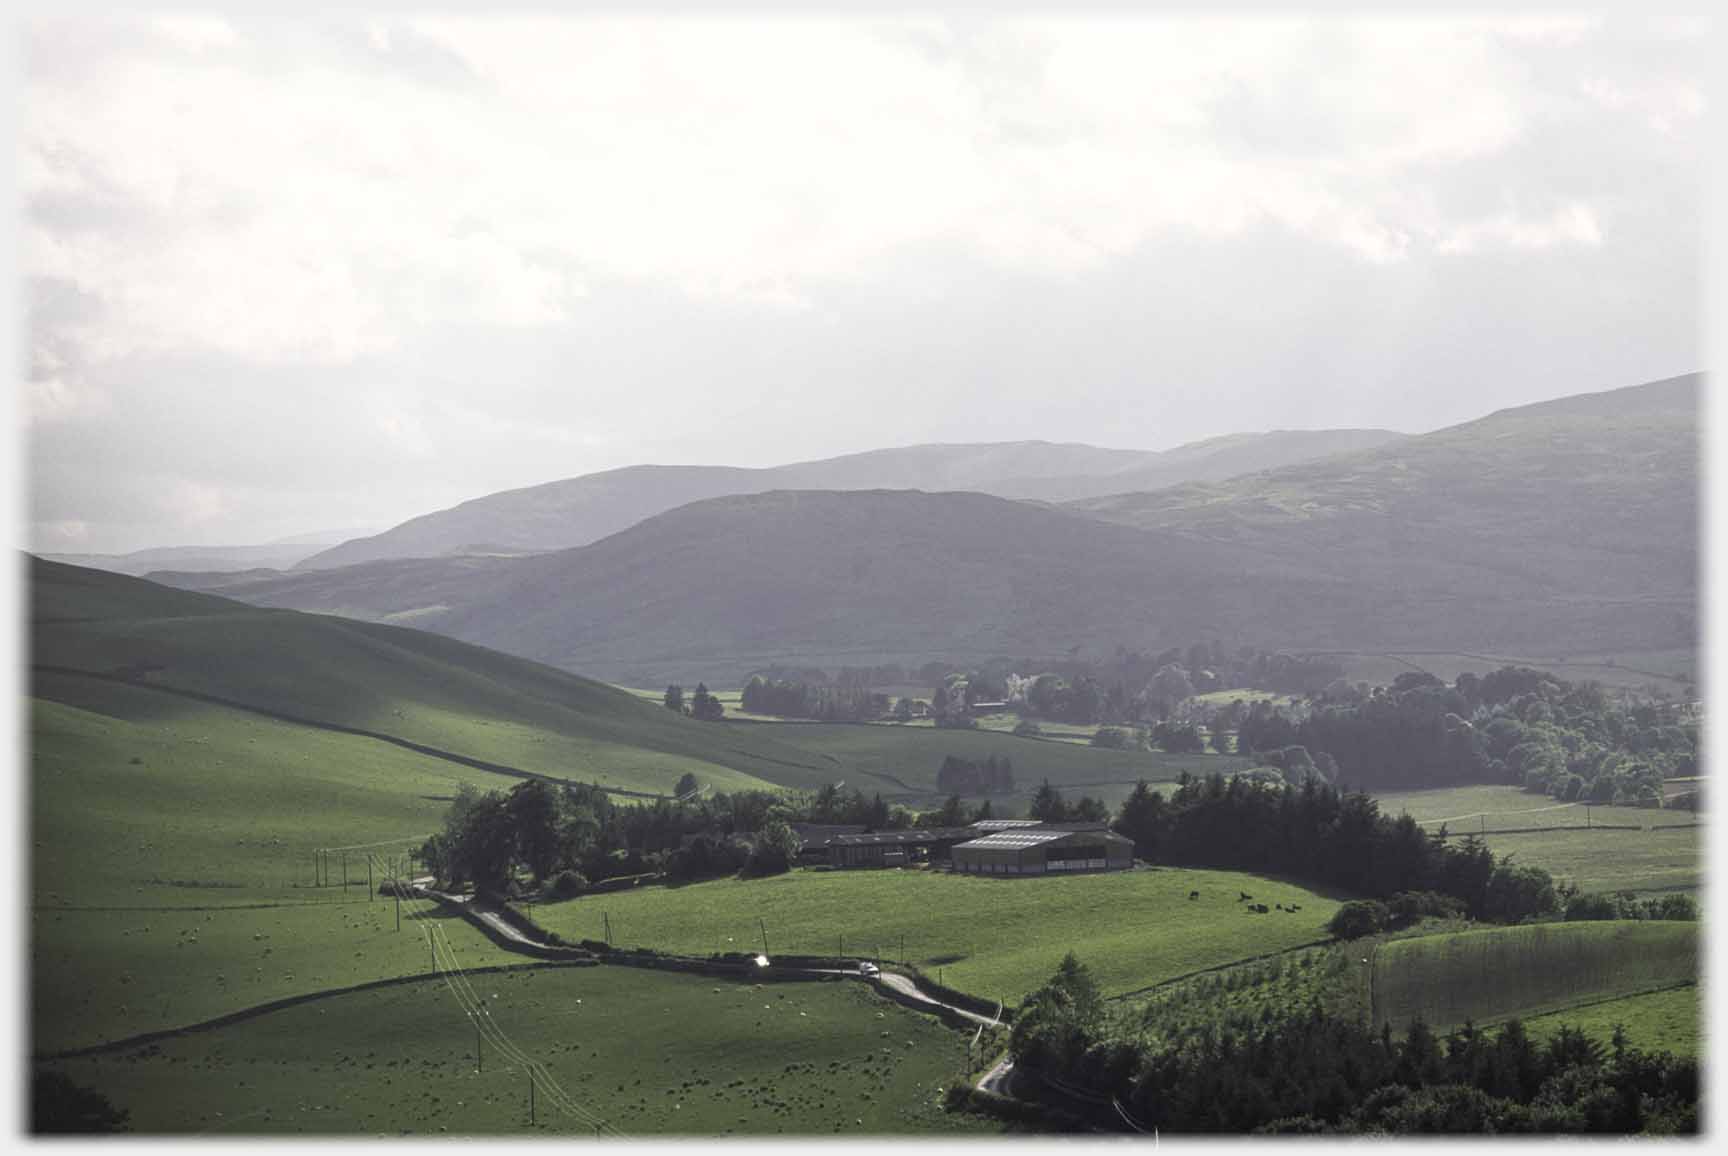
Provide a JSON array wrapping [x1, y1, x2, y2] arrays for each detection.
[[342, 852, 349, 891], [476, 1016, 483, 1072], [603, 912, 611, 946], [758, 917, 769, 957], [367, 855, 374, 899], [528, 1074, 535, 1126]]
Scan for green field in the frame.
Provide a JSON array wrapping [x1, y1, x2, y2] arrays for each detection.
[[30, 670, 543, 1053], [1519, 984, 1701, 1059], [46, 965, 992, 1135], [32, 899, 519, 1054], [758, 722, 1246, 809], [1475, 827, 1701, 897], [535, 867, 1341, 1006], [1374, 784, 1695, 834], [1372, 784, 1702, 896], [33, 558, 843, 798], [1372, 921, 1699, 1034]]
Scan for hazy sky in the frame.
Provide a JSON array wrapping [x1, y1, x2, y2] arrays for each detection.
[[22, 11, 1705, 554]]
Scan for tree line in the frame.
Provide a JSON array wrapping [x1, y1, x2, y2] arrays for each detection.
[[1002, 954, 1696, 1134], [1236, 667, 1697, 796], [740, 676, 890, 722]]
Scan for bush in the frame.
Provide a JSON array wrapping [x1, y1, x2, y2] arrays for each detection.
[[1643, 893, 1698, 921], [1328, 900, 1391, 940], [1483, 864, 1560, 924], [546, 869, 588, 900], [1012, 721, 1044, 738], [1090, 726, 1130, 750], [1388, 890, 1466, 925]]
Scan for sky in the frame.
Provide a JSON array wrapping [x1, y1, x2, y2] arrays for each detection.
[[19, 10, 1707, 554]]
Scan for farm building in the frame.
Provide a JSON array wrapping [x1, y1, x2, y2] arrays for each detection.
[[968, 818, 1042, 832], [951, 822, 1134, 876], [825, 827, 976, 869]]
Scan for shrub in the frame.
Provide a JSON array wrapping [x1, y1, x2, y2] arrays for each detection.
[[1328, 900, 1391, 940], [1013, 721, 1045, 738], [1388, 890, 1466, 925], [546, 869, 588, 900], [1090, 726, 1130, 750]]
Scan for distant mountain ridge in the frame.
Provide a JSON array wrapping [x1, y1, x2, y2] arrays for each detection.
[[38, 528, 371, 577], [149, 371, 1699, 686], [299, 428, 1406, 569]]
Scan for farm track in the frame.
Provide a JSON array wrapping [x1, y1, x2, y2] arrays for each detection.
[[32, 663, 670, 801]]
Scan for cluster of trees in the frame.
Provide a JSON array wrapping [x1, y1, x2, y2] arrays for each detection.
[[663, 683, 724, 721], [1564, 891, 1698, 922], [740, 676, 889, 721], [1029, 780, 1109, 823], [419, 779, 823, 896], [1007, 955, 1697, 1134], [935, 754, 1015, 796], [1235, 667, 1696, 797], [1090, 721, 1212, 753], [1111, 773, 1558, 923], [925, 645, 1348, 729]]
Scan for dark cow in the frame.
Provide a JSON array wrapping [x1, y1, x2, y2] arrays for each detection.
[[1189, 891, 1199, 901]]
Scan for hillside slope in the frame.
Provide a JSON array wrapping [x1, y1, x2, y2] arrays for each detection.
[[30, 557, 845, 795], [1070, 373, 1697, 611], [151, 375, 1697, 684], [300, 429, 1404, 568], [163, 490, 1367, 684]]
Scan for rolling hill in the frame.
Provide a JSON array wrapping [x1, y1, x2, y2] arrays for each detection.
[[298, 429, 1404, 568], [40, 528, 367, 576], [153, 489, 1363, 685], [1069, 373, 1697, 619], [29, 557, 847, 796], [150, 374, 1696, 685]]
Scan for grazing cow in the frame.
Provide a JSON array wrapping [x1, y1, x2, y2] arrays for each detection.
[[1189, 891, 1199, 901], [1238, 891, 1252, 902], [1250, 903, 1270, 914], [1289, 905, 1301, 913]]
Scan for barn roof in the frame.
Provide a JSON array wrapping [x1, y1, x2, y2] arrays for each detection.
[[968, 819, 1042, 831], [955, 830, 1068, 849], [955, 826, 1134, 850], [826, 827, 973, 847]]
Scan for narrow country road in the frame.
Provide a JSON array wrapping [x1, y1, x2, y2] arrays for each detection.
[[977, 1053, 1015, 1096]]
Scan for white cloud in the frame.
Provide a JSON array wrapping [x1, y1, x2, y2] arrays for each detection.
[[25, 13, 1676, 372], [1436, 201, 1603, 255]]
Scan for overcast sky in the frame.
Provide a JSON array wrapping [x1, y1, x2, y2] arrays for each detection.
[[21, 11, 1705, 554]]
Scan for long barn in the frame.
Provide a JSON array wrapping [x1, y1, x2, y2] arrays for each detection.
[[950, 822, 1134, 876]]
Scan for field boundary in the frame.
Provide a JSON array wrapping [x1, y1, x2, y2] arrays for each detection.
[[1107, 938, 1333, 1004], [33, 961, 594, 1062], [32, 663, 670, 800], [1479, 980, 1698, 1033]]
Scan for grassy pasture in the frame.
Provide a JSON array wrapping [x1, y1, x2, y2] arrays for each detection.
[[1372, 784, 1702, 896], [534, 867, 1341, 1006], [1518, 984, 1701, 1059], [1475, 827, 1701, 897], [30, 679, 527, 904], [1373, 784, 1695, 834], [1372, 921, 1699, 1034], [32, 900, 516, 1054], [30, 676, 526, 1052], [33, 558, 839, 797], [761, 722, 1244, 808], [47, 966, 990, 1135]]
